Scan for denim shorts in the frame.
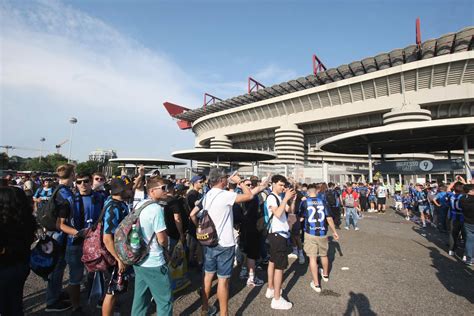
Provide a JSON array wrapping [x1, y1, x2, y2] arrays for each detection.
[[65, 244, 84, 285], [203, 245, 235, 278]]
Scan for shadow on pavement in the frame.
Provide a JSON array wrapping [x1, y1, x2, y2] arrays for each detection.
[[412, 227, 474, 304], [343, 291, 376, 316]]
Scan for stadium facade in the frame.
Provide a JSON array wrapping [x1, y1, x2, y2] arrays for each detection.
[[165, 27, 474, 183]]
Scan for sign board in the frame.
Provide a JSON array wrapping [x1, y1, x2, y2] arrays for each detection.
[[374, 159, 464, 175]]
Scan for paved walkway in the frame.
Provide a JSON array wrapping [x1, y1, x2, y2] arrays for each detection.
[[24, 208, 474, 315]]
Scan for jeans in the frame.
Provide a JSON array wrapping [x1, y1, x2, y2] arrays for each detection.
[[132, 264, 173, 316], [437, 207, 449, 231], [449, 219, 465, 252], [65, 244, 84, 285], [345, 207, 358, 228], [0, 262, 30, 316], [46, 254, 66, 306], [331, 207, 341, 227], [464, 223, 474, 261], [203, 245, 235, 278]]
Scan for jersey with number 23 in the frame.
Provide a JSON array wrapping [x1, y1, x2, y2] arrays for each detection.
[[301, 197, 332, 237]]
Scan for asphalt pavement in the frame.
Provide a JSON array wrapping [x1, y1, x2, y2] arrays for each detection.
[[23, 207, 474, 315]]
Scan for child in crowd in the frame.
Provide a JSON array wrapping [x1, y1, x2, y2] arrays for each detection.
[[402, 192, 413, 220]]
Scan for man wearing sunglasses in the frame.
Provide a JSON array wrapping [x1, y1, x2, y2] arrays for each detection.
[[92, 172, 109, 201], [57, 172, 105, 314], [132, 176, 173, 315], [186, 174, 206, 267]]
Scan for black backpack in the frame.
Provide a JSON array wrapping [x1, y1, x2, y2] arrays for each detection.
[[36, 185, 65, 232], [325, 190, 337, 207]]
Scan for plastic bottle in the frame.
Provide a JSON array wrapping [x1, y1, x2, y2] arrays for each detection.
[[130, 224, 141, 254]]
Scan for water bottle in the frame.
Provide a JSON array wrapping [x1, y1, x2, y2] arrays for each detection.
[[130, 224, 141, 254]]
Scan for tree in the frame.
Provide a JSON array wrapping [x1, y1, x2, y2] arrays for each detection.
[[0, 153, 8, 170], [76, 160, 103, 175]]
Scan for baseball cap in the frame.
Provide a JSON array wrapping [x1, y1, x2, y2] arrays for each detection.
[[110, 178, 132, 195], [191, 175, 206, 183]]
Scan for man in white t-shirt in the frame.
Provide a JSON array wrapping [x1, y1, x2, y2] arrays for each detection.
[[191, 168, 253, 316], [265, 175, 296, 310], [376, 181, 388, 213]]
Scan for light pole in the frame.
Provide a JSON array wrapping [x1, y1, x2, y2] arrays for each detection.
[[39, 137, 46, 162], [68, 117, 78, 163]]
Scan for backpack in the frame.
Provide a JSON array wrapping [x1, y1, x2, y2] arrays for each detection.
[[256, 193, 280, 237], [81, 201, 116, 272], [30, 235, 59, 280], [36, 185, 65, 232], [343, 191, 356, 207], [196, 192, 223, 247], [114, 200, 157, 266], [359, 187, 368, 197], [325, 190, 337, 207]]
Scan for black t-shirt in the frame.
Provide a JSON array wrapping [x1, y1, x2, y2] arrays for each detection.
[[460, 194, 474, 225], [186, 190, 200, 214], [160, 195, 182, 240]]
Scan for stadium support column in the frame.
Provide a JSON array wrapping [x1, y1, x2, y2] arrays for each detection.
[[195, 144, 210, 171], [463, 135, 472, 180], [210, 135, 232, 149], [275, 124, 304, 165], [368, 143, 373, 183]]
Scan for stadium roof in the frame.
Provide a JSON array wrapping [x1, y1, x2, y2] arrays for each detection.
[[173, 26, 474, 123], [171, 149, 277, 162], [109, 158, 186, 166]]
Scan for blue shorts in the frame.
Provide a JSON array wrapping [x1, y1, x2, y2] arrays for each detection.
[[203, 245, 235, 279], [65, 244, 84, 285]]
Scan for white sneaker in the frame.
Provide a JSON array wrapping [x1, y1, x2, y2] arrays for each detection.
[[344, 227, 349, 230], [247, 276, 264, 287], [448, 250, 454, 256], [355, 227, 360, 231], [462, 255, 467, 262], [265, 288, 282, 299], [271, 297, 293, 310], [405, 216, 410, 221], [288, 252, 298, 259], [319, 268, 329, 282], [310, 281, 321, 293], [298, 253, 305, 264]]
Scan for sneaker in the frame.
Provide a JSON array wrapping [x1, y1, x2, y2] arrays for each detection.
[[310, 281, 322, 293], [298, 253, 305, 264], [45, 301, 72, 313], [319, 268, 329, 282], [355, 227, 360, 231], [239, 267, 248, 279], [288, 252, 298, 259], [344, 227, 349, 230], [201, 305, 217, 316], [405, 216, 410, 221], [265, 288, 282, 299], [448, 250, 455, 256], [271, 297, 293, 310], [247, 276, 264, 287], [462, 255, 467, 262]]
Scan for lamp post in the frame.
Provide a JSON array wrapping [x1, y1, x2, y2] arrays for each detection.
[[68, 117, 78, 163], [39, 137, 46, 162]]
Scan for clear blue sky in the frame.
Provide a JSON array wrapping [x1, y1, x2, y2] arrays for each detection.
[[2, 0, 473, 160]]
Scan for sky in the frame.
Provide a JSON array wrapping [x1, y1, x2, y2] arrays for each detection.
[[1, 0, 473, 161]]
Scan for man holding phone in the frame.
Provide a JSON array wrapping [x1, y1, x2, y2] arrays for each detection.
[[265, 175, 296, 310]]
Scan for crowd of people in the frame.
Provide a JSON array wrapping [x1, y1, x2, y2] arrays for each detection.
[[0, 165, 473, 316]]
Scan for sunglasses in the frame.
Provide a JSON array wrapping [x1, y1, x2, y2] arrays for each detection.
[[244, 183, 251, 187], [94, 177, 104, 181], [151, 185, 167, 191], [76, 179, 90, 185]]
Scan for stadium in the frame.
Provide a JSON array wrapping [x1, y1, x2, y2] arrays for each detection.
[[165, 26, 474, 184]]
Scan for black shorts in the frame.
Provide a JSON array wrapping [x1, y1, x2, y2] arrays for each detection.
[[377, 197, 387, 205], [268, 233, 289, 270]]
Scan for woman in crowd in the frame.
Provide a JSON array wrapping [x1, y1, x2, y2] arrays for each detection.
[[0, 185, 37, 315]]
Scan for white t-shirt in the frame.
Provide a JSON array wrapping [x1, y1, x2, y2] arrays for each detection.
[[203, 188, 237, 247], [266, 194, 289, 235], [133, 190, 146, 208], [377, 185, 387, 198]]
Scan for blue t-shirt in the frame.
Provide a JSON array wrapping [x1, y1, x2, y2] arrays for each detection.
[[300, 197, 332, 237], [448, 192, 464, 222], [414, 190, 429, 206], [34, 187, 54, 208], [136, 200, 167, 267], [103, 196, 129, 235], [435, 191, 450, 208], [394, 194, 403, 202]]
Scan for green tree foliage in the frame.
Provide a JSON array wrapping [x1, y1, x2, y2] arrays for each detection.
[[76, 160, 103, 175]]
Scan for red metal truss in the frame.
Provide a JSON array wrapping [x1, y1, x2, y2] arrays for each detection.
[[312, 54, 327, 75], [416, 17, 422, 50], [203, 93, 222, 110], [248, 77, 265, 93], [163, 102, 192, 130]]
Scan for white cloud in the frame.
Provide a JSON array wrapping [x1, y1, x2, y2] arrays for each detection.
[[0, 0, 297, 161]]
